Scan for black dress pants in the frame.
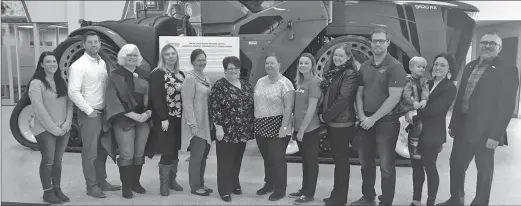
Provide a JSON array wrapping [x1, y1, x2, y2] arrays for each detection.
[[449, 136, 495, 205], [256, 135, 290, 195], [295, 128, 321, 197], [328, 126, 355, 204], [410, 144, 440, 203], [216, 141, 246, 196]]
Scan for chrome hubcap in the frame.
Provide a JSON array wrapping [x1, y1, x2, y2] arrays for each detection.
[[59, 41, 84, 82], [18, 105, 37, 144]]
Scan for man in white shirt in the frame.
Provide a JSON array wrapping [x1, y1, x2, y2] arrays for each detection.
[[68, 31, 120, 198]]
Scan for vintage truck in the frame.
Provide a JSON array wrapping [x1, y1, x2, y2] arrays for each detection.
[[10, 0, 478, 161]]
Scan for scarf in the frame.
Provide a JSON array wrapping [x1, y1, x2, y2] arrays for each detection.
[[320, 63, 351, 92]]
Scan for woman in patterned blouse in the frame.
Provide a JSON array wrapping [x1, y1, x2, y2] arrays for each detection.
[[209, 56, 255, 202], [254, 53, 295, 201], [149, 44, 185, 196]]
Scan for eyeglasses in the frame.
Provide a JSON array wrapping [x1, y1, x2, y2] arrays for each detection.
[[226, 67, 241, 71], [126, 53, 139, 57], [433, 63, 448, 67], [371, 39, 388, 44], [480, 41, 499, 46]]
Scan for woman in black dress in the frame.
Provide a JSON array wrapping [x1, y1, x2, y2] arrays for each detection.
[[149, 44, 185, 196], [209, 56, 255, 202]]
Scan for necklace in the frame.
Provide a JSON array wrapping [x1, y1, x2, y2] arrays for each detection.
[[190, 71, 210, 87]]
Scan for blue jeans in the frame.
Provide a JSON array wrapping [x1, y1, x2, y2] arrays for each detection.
[[357, 113, 400, 205], [36, 131, 70, 190]]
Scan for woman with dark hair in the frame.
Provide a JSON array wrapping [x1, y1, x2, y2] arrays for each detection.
[[105, 44, 151, 199], [181, 48, 213, 196], [28, 51, 73, 204], [288, 53, 322, 204], [409, 53, 457, 206], [210, 56, 255, 202], [320, 44, 359, 206], [254, 53, 295, 201], [149, 44, 185, 196]]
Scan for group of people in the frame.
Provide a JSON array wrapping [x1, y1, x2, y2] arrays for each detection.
[[27, 27, 518, 206]]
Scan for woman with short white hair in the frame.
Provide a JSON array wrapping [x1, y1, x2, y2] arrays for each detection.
[[105, 43, 151, 199]]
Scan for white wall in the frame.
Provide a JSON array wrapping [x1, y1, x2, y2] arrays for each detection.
[[24, 1, 127, 33], [24, 1, 67, 22], [462, 1, 521, 21]]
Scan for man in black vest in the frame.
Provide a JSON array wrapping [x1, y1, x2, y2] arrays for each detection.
[[438, 32, 519, 206]]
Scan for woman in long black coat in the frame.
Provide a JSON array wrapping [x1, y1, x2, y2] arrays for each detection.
[[409, 53, 457, 206], [148, 44, 185, 196]]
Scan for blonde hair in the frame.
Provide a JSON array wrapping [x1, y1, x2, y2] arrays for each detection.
[[409, 56, 427, 68], [117, 44, 142, 66], [153, 44, 180, 73], [295, 53, 320, 89]]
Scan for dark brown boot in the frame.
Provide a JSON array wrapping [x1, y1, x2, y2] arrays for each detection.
[[131, 165, 146, 194], [119, 166, 133, 199], [159, 164, 171, 196], [169, 160, 184, 191]]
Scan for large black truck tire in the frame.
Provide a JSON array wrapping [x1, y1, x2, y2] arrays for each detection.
[[9, 34, 118, 152], [285, 35, 411, 160]]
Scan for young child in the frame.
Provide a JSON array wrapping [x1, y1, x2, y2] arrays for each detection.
[[397, 56, 429, 159]]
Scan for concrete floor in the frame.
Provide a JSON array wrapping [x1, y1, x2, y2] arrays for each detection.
[[1, 106, 520, 205]]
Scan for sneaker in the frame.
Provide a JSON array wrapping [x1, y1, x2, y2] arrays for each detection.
[[269, 193, 285, 201], [233, 188, 243, 195], [191, 189, 210, 196], [98, 180, 121, 191], [350, 196, 376, 205], [86, 186, 106, 198], [294, 195, 314, 205], [256, 185, 274, 195], [221, 194, 232, 202], [202, 185, 213, 193], [289, 189, 304, 198]]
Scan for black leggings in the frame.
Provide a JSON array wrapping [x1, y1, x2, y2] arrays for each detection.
[[160, 150, 179, 165], [410, 145, 440, 203]]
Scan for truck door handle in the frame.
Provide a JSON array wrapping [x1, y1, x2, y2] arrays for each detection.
[[287, 20, 294, 40]]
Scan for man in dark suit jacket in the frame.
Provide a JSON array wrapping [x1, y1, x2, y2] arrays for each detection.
[[438, 32, 519, 206]]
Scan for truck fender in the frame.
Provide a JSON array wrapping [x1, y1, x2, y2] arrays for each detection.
[[327, 26, 420, 58], [69, 25, 129, 53]]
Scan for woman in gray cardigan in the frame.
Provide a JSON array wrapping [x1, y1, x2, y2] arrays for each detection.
[[181, 48, 213, 196], [28, 51, 73, 204]]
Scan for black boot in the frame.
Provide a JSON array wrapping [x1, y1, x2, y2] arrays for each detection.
[[43, 189, 62, 204], [131, 165, 146, 194], [159, 164, 171, 196], [169, 160, 184, 191], [53, 187, 70, 202], [119, 166, 133, 199]]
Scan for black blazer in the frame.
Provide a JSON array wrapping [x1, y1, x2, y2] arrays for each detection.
[[418, 77, 457, 149], [449, 56, 519, 146]]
